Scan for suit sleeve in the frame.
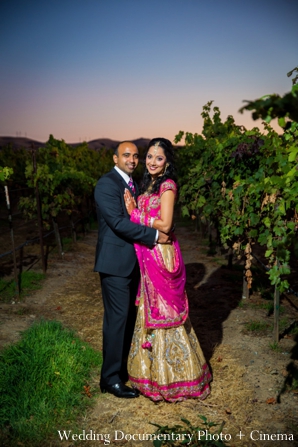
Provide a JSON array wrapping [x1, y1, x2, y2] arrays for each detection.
[[94, 176, 156, 247]]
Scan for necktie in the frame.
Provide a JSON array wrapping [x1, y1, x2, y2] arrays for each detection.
[[128, 178, 136, 194]]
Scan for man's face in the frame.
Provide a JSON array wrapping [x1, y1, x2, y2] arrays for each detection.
[[113, 142, 139, 176]]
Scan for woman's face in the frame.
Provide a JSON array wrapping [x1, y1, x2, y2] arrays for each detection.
[[146, 145, 167, 179]]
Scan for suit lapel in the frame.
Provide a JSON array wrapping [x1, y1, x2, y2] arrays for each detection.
[[109, 169, 127, 189], [109, 169, 137, 199]]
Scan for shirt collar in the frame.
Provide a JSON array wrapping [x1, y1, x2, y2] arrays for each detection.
[[114, 166, 131, 184]]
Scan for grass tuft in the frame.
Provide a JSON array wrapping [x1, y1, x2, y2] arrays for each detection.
[[0, 319, 102, 446], [244, 320, 271, 332], [290, 324, 298, 335], [269, 342, 282, 352], [0, 271, 45, 302]]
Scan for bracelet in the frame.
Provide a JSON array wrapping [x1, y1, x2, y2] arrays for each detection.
[[150, 217, 155, 228]]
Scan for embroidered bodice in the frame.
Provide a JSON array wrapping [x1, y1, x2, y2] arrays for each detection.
[[137, 179, 177, 220]]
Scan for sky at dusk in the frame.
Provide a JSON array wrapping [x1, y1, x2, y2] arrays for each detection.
[[0, 0, 297, 143]]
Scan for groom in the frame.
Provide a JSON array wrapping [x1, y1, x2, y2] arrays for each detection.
[[94, 141, 169, 398]]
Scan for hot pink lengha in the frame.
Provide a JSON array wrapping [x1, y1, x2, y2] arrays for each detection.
[[128, 179, 212, 402]]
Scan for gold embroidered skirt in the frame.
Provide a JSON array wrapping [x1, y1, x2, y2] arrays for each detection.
[[128, 295, 212, 402]]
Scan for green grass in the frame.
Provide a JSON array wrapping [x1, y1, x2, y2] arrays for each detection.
[[249, 302, 274, 312], [269, 341, 282, 352], [290, 324, 298, 335], [244, 320, 271, 332], [245, 318, 288, 334], [201, 248, 209, 254], [279, 318, 290, 332], [248, 302, 286, 314], [0, 319, 102, 446], [0, 271, 45, 302], [62, 236, 73, 251]]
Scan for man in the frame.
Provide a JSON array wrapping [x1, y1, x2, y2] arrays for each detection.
[[94, 141, 169, 398]]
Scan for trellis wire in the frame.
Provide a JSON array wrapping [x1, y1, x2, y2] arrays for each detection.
[[0, 219, 86, 260]]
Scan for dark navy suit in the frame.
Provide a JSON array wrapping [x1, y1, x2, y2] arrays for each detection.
[[94, 168, 156, 386]]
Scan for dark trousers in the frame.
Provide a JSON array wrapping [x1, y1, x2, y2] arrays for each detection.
[[99, 262, 139, 386]]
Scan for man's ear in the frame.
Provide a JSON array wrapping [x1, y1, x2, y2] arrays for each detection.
[[113, 154, 118, 165]]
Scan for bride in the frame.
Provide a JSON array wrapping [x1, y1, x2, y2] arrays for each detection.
[[124, 137, 212, 402]]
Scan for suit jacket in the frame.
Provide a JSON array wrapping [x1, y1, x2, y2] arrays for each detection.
[[94, 168, 156, 277]]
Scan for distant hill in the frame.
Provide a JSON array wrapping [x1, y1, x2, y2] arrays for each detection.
[[0, 137, 47, 150], [0, 136, 152, 151]]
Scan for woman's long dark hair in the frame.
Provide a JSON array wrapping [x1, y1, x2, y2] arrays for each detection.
[[140, 137, 177, 194]]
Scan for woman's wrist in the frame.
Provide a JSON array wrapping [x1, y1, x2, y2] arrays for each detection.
[[150, 217, 156, 228]]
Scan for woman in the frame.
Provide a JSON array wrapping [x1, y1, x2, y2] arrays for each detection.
[[124, 138, 212, 402]]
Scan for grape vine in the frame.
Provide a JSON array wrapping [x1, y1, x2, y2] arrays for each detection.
[[175, 94, 298, 292]]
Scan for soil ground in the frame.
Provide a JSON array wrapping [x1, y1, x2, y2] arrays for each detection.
[[0, 224, 298, 447]]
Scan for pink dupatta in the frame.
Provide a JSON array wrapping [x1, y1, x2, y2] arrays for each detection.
[[130, 210, 188, 329]]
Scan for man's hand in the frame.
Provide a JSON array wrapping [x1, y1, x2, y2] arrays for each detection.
[[124, 188, 136, 215], [157, 231, 171, 244]]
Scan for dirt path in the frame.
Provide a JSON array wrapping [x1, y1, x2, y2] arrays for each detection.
[[0, 227, 298, 447]]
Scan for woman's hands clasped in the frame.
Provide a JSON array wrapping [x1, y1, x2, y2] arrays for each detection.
[[124, 188, 136, 215]]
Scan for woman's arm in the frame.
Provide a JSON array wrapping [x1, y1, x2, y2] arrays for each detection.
[[152, 189, 175, 233], [124, 187, 175, 233]]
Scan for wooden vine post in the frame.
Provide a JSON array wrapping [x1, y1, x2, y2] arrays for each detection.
[[242, 270, 249, 300], [70, 217, 77, 243], [32, 146, 46, 274], [4, 185, 19, 297], [52, 217, 64, 258], [273, 259, 280, 343]]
